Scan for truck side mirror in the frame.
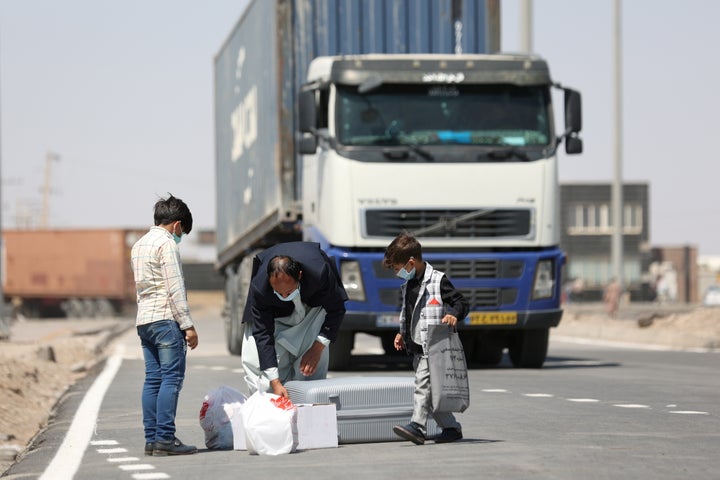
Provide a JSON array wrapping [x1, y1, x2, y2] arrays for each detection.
[[298, 132, 317, 154], [298, 89, 317, 133], [564, 89, 582, 134], [565, 135, 583, 155]]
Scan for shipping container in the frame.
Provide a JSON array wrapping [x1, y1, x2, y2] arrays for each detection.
[[2, 229, 143, 317]]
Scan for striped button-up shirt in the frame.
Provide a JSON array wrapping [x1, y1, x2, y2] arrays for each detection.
[[131, 226, 194, 330]]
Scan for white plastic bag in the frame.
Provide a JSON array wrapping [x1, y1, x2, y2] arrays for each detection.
[[241, 391, 297, 455], [199, 385, 247, 450]]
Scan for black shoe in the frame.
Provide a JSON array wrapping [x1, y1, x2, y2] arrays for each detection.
[[144, 442, 154, 456], [393, 422, 425, 445], [152, 437, 198, 456], [435, 428, 463, 443]]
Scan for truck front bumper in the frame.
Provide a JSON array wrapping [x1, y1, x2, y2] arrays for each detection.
[[340, 308, 563, 333]]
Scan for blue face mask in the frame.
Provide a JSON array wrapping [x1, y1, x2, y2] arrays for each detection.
[[172, 232, 183, 244], [396, 266, 416, 281], [274, 285, 300, 302]]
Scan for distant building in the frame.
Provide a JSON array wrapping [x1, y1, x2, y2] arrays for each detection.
[[560, 183, 652, 301]]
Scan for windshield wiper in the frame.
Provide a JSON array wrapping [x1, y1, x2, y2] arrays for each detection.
[[482, 147, 530, 161], [381, 143, 434, 162]]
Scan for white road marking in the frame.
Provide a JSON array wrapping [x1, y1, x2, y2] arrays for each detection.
[[669, 410, 709, 415], [613, 404, 651, 409], [132, 474, 171, 480], [97, 448, 128, 454], [567, 398, 600, 403], [119, 464, 155, 471], [39, 344, 125, 480], [482, 389, 509, 393], [90, 440, 118, 446], [107, 457, 140, 463], [524, 393, 554, 398]]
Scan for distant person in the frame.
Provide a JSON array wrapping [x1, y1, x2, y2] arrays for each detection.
[[383, 232, 469, 445], [603, 278, 622, 318], [131, 194, 198, 456], [241, 241, 348, 398]]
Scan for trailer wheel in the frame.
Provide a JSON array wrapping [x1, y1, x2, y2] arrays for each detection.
[[224, 269, 243, 355], [508, 328, 549, 368], [328, 331, 354, 371]]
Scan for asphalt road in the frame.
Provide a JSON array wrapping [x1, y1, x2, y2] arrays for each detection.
[[5, 311, 719, 480]]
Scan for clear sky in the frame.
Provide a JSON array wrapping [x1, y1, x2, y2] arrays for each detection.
[[1, 1, 719, 254]]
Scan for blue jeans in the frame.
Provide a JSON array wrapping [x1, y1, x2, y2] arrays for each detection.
[[137, 320, 187, 443]]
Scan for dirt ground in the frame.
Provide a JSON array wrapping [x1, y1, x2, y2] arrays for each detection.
[[1, 297, 718, 474]]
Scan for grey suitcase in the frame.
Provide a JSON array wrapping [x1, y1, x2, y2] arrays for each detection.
[[285, 376, 440, 443]]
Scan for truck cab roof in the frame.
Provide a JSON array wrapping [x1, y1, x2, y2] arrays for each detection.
[[306, 53, 552, 87]]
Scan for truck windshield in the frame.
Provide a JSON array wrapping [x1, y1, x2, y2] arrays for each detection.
[[335, 84, 551, 149]]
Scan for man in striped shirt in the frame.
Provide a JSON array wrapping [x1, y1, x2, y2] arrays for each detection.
[[131, 194, 199, 456]]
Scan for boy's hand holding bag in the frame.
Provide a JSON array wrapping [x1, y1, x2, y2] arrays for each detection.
[[427, 324, 470, 413]]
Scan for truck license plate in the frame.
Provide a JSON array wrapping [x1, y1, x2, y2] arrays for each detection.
[[467, 312, 518, 325], [376, 314, 400, 327]]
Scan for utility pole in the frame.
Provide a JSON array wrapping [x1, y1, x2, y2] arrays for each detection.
[[612, 0, 624, 286], [41, 151, 60, 228], [519, 0, 533, 53], [0, 35, 8, 339]]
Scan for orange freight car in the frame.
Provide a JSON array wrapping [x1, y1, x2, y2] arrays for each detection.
[[2, 229, 144, 317]]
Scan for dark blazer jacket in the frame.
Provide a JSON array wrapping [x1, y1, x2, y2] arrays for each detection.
[[241, 241, 348, 370]]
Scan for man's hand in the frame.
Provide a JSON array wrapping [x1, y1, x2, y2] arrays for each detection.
[[299, 340, 325, 377], [270, 378, 288, 398], [184, 327, 199, 349]]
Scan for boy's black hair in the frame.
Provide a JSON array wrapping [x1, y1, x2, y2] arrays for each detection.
[[267, 255, 302, 281], [383, 231, 423, 268], [153, 193, 193, 234]]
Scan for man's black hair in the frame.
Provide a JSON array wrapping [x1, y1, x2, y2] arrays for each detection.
[[267, 255, 302, 281], [153, 193, 193, 234]]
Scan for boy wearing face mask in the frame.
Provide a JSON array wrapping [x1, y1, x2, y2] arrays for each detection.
[[131, 194, 198, 456], [241, 242, 348, 398], [383, 231, 469, 445]]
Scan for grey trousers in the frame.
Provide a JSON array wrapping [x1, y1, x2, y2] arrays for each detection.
[[411, 353, 462, 434], [242, 306, 329, 393]]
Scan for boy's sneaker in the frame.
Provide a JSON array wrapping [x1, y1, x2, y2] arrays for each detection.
[[435, 428, 463, 443], [144, 443, 154, 456], [392, 422, 425, 445], [152, 437, 197, 456]]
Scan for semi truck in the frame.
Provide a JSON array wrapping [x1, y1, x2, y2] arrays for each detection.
[[215, 0, 582, 369], [1, 229, 143, 317]]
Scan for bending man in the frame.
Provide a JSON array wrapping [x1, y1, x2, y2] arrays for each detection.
[[241, 242, 348, 398]]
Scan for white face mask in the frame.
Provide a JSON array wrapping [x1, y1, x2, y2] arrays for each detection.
[[274, 285, 300, 302]]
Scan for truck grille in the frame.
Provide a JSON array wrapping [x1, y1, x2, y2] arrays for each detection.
[[379, 287, 517, 310], [364, 209, 532, 238]]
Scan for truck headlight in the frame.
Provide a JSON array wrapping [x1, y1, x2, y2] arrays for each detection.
[[340, 260, 365, 301], [532, 259, 555, 300]]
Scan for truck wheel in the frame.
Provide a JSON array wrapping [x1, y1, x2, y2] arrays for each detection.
[[459, 331, 477, 360], [225, 251, 259, 356], [508, 328, 549, 368], [224, 269, 243, 356], [473, 332, 505, 366], [328, 331, 354, 371]]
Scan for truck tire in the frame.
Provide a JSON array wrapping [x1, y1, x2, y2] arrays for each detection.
[[473, 332, 505, 366], [224, 251, 260, 356], [224, 269, 243, 355], [328, 331, 354, 371], [508, 328, 549, 368]]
